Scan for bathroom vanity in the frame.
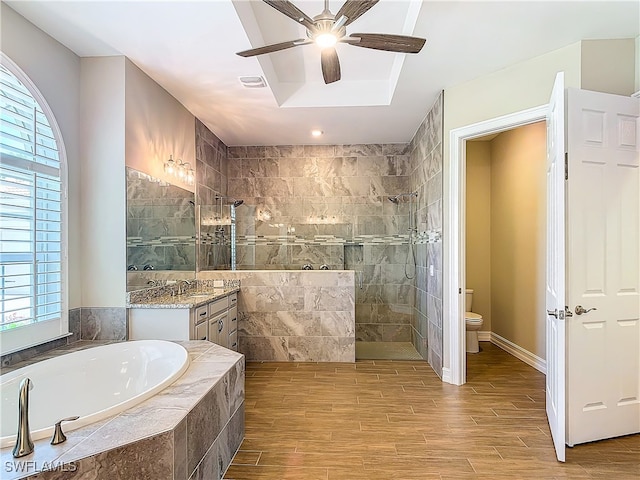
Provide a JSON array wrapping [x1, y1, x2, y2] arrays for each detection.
[[127, 288, 239, 351]]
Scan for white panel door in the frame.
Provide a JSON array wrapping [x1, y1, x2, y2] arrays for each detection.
[[545, 72, 566, 462], [566, 89, 640, 446]]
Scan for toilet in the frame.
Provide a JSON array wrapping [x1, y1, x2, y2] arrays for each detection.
[[465, 289, 484, 353]]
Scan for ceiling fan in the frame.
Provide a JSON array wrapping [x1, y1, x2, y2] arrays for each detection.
[[236, 0, 426, 84]]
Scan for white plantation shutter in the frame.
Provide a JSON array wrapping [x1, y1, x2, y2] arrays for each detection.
[[0, 56, 67, 353]]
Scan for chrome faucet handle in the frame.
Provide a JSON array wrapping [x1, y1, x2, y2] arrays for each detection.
[[302, 264, 313, 270], [319, 264, 329, 270], [50, 416, 79, 445]]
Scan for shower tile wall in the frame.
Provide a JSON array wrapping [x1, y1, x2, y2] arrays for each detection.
[[226, 144, 414, 343], [196, 119, 230, 270], [409, 92, 444, 376]]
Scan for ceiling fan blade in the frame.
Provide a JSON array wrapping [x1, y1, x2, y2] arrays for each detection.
[[335, 0, 380, 26], [236, 39, 309, 57], [321, 47, 341, 84], [263, 0, 316, 30], [345, 33, 426, 54]]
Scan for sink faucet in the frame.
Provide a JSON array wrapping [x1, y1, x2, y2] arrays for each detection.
[[177, 280, 192, 295], [13, 378, 34, 458]]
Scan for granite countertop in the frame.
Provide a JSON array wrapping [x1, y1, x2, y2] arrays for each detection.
[[127, 287, 239, 309]]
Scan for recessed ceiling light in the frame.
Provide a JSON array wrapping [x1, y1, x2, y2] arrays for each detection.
[[311, 130, 323, 137], [238, 76, 267, 88]]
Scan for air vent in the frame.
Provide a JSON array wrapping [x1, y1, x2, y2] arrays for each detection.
[[239, 76, 267, 88]]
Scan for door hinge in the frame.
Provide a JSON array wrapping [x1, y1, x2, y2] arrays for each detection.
[[564, 152, 568, 180], [459, 288, 462, 294]]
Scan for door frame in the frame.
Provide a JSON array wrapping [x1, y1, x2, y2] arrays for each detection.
[[443, 105, 548, 385]]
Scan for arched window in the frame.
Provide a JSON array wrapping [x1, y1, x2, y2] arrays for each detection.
[[0, 53, 68, 353]]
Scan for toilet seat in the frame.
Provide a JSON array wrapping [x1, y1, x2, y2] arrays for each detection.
[[465, 312, 483, 325]]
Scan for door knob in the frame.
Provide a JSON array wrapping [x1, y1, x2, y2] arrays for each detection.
[[547, 309, 558, 318], [575, 305, 597, 315]]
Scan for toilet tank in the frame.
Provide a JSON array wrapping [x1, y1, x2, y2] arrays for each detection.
[[465, 289, 473, 311]]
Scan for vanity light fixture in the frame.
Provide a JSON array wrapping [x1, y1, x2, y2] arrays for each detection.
[[164, 155, 176, 175], [164, 155, 195, 186], [311, 129, 323, 137]]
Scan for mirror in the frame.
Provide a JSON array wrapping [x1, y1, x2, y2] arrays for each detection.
[[126, 167, 195, 291]]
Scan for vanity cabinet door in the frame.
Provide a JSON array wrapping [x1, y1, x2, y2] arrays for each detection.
[[208, 315, 219, 344], [217, 312, 229, 348]]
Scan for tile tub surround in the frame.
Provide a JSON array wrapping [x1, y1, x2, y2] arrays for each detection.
[[198, 271, 355, 362], [0, 341, 245, 480]]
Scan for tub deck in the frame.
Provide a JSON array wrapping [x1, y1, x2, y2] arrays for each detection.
[[0, 341, 245, 480]]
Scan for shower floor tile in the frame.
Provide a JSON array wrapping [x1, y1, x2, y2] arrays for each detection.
[[355, 341, 423, 360]]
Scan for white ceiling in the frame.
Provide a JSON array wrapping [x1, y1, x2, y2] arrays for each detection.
[[6, 1, 639, 146]]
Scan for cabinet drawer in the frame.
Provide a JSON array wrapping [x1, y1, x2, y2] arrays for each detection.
[[228, 292, 238, 307], [228, 306, 238, 333], [209, 297, 228, 316], [195, 304, 209, 322]]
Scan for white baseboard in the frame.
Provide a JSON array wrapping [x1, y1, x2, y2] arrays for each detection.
[[490, 332, 546, 375], [442, 367, 452, 384], [477, 331, 491, 342]]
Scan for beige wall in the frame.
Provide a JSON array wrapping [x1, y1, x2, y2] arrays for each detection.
[[1, 3, 82, 308], [581, 39, 636, 96], [443, 39, 635, 369], [79, 57, 127, 307], [444, 42, 581, 144], [465, 141, 492, 332], [490, 122, 546, 359], [636, 36, 640, 92], [125, 60, 196, 192]]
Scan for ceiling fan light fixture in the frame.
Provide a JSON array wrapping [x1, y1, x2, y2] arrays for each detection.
[[315, 32, 337, 49]]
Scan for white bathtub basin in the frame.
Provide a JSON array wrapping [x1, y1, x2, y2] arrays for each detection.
[[0, 340, 189, 448]]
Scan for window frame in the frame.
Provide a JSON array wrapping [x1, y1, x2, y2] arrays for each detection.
[[0, 52, 69, 355]]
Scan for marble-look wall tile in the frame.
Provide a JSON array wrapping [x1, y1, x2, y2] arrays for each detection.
[[336, 144, 383, 157], [382, 324, 412, 342], [67, 307, 81, 343], [239, 336, 289, 361], [303, 287, 354, 311], [408, 91, 443, 373], [271, 311, 321, 336], [80, 308, 127, 341], [174, 417, 188, 480], [199, 271, 355, 362], [1, 336, 69, 369], [33, 432, 174, 480], [356, 323, 383, 341], [186, 382, 223, 474]]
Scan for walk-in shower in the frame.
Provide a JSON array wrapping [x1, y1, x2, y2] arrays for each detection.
[[215, 196, 244, 270], [388, 192, 418, 279]]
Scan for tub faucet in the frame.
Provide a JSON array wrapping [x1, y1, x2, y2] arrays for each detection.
[[13, 378, 34, 458]]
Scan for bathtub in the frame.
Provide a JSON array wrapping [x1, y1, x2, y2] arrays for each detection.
[[0, 340, 189, 449]]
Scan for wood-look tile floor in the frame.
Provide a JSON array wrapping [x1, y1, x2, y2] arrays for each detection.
[[224, 342, 639, 479]]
